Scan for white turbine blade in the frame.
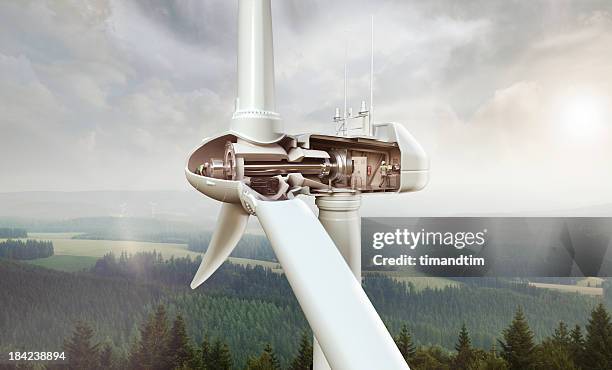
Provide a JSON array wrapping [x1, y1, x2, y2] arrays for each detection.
[[191, 203, 249, 289], [256, 199, 409, 370]]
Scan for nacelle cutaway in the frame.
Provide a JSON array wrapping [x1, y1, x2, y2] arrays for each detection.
[[185, 123, 428, 204]]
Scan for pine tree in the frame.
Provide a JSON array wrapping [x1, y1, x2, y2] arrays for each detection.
[[499, 306, 535, 370], [99, 343, 114, 369], [453, 324, 475, 370], [412, 346, 451, 369], [535, 339, 577, 370], [265, 343, 281, 370], [290, 331, 313, 370], [479, 344, 509, 370], [552, 321, 570, 347], [583, 303, 612, 370], [166, 315, 195, 369], [135, 305, 171, 370], [63, 321, 100, 370], [569, 325, 585, 365], [246, 343, 281, 370], [200, 336, 211, 368], [128, 336, 141, 369], [395, 324, 417, 363], [208, 339, 233, 370]]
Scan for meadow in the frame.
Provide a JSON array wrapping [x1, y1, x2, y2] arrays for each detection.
[[18, 232, 281, 272], [529, 282, 603, 296]]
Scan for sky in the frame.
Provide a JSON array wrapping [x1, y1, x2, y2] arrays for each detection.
[[0, 0, 611, 215]]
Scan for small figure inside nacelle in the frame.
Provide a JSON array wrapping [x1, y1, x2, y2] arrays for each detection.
[[379, 160, 401, 189]]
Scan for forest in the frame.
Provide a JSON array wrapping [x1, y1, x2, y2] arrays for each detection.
[[187, 234, 276, 262], [0, 227, 27, 238], [14, 302, 612, 369], [1, 249, 611, 369], [0, 239, 53, 259]]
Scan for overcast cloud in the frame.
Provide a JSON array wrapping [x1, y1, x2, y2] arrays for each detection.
[[0, 0, 611, 214]]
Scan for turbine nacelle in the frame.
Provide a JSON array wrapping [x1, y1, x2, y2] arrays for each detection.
[[185, 123, 428, 208]]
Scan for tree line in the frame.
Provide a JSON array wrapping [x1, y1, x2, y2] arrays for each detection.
[[62, 304, 312, 370], [0, 239, 53, 259], [187, 234, 276, 262], [61, 303, 612, 369], [0, 227, 27, 238]]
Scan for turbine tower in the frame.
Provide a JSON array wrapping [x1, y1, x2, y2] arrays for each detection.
[[185, 1, 429, 368]]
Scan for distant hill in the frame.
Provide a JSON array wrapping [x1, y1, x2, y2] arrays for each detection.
[[0, 190, 219, 222], [0, 190, 274, 233], [0, 190, 609, 233]]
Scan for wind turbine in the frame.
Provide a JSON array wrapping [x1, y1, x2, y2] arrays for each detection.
[[185, 1, 428, 369]]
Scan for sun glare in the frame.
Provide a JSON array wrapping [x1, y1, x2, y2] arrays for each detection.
[[556, 92, 609, 139]]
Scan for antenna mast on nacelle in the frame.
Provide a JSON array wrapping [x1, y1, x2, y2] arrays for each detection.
[[333, 16, 375, 137]]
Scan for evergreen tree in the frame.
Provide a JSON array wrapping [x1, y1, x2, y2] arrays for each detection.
[[534, 340, 577, 370], [128, 336, 141, 369], [200, 336, 212, 368], [63, 321, 100, 370], [551, 321, 570, 347], [395, 324, 417, 363], [583, 303, 612, 370], [412, 346, 451, 370], [134, 305, 171, 370], [453, 324, 475, 370], [475, 344, 509, 370], [269, 343, 282, 370], [476, 351, 509, 370], [166, 315, 195, 369], [569, 325, 585, 365], [290, 331, 313, 370], [246, 343, 281, 370], [208, 339, 233, 370], [99, 343, 114, 369], [499, 307, 535, 370], [265, 343, 281, 370]]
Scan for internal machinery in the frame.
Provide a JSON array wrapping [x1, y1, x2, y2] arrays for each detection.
[[188, 134, 402, 201]]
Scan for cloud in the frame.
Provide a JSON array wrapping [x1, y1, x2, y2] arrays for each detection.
[[0, 0, 610, 213]]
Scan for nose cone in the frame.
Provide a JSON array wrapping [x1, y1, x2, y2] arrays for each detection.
[[185, 168, 244, 204]]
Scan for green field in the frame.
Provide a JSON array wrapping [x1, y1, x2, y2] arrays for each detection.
[[25, 255, 99, 272], [17, 233, 280, 272], [529, 282, 603, 296], [28, 232, 199, 258]]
